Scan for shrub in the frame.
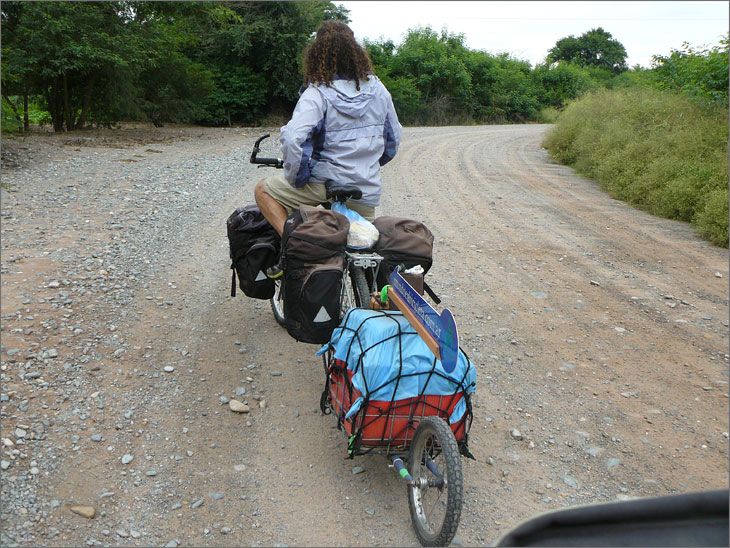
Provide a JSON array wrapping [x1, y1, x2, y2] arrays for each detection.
[[196, 67, 267, 126], [543, 88, 728, 246], [532, 62, 601, 108], [378, 73, 423, 125], [651, 39, 729, 104], [2, 97, 21, 133], [537, 107, 559, 123]]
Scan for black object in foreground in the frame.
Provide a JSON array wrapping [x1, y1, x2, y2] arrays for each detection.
[[494, 489, 729, 547]]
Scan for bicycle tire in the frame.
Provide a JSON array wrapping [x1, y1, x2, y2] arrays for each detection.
[[350, 267, 371, 308], [407, 416, 463, 546], [270, 279, 286, 327]]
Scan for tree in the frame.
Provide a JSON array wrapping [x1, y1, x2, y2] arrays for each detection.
[[547, 27, 628, 74], [188, 1, 348, 121], [1, 1, 140, 131], [479, 54, 540, 122], [386, 27, 474, 124], [129, 2, 216, 126], [650, 37, 729, 103], [1, 1, 345, 130], [0, 1, 214, 130], [1, 2, 30, 130], [532, 62, 601, 108]]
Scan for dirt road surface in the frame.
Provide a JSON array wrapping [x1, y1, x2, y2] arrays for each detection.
[[1, 124, 727, 547]]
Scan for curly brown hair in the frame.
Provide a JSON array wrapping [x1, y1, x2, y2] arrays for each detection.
[[303, 20, 373, 91]]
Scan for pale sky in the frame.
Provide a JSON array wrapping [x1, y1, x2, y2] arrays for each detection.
[[339, 1, 729, 68]]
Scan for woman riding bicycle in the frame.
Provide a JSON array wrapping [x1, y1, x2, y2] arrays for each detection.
[[254, 20, 402, 251]]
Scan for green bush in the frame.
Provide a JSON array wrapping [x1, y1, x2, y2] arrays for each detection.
[[1, 96, 52, 131], [543, 88, 728, 246], [696, 187, 729, 245], [651, 39, 729, 104], [532, 62, 601, 108], [377, 73, 423, 124], [536, 107, 560, 123], [2, 97, 22, 133], [196, 67, 267, 126], [27, 102, 52, 126]]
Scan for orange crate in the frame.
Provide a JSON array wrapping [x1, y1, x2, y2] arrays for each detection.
[[327, 358, 469, 449]]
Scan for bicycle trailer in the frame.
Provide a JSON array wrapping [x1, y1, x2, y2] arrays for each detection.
[[317, 308, 476, 456]]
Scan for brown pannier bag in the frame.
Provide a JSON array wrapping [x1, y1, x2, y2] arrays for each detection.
[[372, 216, 434, 290], [281, 205, 350, 344]]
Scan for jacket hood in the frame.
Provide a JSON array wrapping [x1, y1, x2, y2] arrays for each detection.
[[315, 76, 378, 118]]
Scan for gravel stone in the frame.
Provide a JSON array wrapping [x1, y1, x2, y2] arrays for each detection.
[[228, 400, 250, 413], [562, 474, 579, 489], [70, 506, 96, 519]]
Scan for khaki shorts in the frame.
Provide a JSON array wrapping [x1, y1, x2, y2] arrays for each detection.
[[262, 175, 375, 221]]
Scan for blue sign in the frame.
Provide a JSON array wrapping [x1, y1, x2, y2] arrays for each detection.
[[388, 270, 459, 373]]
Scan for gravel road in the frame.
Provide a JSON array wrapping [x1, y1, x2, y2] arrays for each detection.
[[1, 124, 728, 547]]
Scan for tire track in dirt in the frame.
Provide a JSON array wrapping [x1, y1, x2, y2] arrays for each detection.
[[383, 126, 729, 541]]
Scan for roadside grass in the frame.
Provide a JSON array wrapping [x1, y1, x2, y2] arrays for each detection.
[[543, 88, 729, 247], [537, 107, 560, 124]]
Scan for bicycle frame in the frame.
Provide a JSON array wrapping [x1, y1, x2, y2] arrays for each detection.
[[341, 250, 384, 311]]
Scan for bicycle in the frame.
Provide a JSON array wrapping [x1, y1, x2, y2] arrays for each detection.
[[249, 133, 383, 325], [249, 133, 472, 546]]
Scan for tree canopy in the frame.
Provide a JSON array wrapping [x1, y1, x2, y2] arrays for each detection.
[[649, 38, 729, 103], [547, 27, 628, 74], [1, 0, 347, 129], [1, 2, 725, 131]]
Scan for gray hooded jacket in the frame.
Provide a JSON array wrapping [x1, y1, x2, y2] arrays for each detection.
[[279, 75, 402, 207]]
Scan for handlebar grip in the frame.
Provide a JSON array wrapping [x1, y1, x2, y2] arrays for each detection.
[[252, 157, 283, 168]]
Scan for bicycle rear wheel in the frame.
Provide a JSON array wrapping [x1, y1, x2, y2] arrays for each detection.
[[350, 267, 371, 308]]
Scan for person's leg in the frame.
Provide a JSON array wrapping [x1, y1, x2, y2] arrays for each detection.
[[255, 176, 332, 278], [254, 179, 288, 236], [257, 175, 329, 231]]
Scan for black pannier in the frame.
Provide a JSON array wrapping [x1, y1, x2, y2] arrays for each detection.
[[227, 204, 280, 300], [372, 216, 434, 290], [281, 205, 349, 344]]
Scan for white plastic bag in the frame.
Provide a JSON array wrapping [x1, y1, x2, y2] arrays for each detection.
[[331, 202, 379, 250]]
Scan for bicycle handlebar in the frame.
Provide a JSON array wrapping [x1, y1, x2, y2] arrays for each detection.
[[250, 134, 283, 168]]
